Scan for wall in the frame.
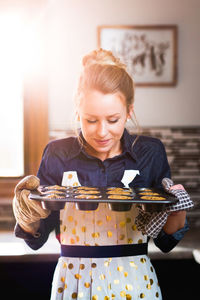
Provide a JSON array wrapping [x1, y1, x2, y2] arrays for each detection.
[[45, 0, 200, 130]]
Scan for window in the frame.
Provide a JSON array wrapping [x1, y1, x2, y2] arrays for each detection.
[[0, 83, 49, 199], [0, 24, 24, 177], [0, 9, 48, 199]]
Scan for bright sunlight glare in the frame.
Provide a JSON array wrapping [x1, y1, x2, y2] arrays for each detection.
[[0, 11, 45, 176]]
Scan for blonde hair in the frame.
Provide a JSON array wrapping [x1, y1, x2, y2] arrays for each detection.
[[75, 48, 141, 144]]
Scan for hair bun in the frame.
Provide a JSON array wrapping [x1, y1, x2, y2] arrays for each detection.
[[82, 48, 126, 70]]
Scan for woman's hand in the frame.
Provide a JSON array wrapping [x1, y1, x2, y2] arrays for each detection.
[[13, 175, 50, 235], [163, 182, 187, 235], [135, 179, 193, 238]]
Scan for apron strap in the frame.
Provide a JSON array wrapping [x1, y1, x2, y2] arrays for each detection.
[[61, 243, 148, 258]]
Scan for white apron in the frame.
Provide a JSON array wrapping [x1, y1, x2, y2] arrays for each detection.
[[50, 172, 162, 300]]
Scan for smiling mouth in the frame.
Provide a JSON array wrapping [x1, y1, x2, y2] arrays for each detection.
[[94, 139, 110, 145]]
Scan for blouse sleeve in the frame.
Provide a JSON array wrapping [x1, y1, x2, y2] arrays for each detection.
[[151, 140, 189, 252], [37, 142, 63, 186], [153, 219, 189, 253], [151, 139, 171, 189]]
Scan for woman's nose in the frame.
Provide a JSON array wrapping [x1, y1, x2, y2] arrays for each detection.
[[96, 121, 108, 137]]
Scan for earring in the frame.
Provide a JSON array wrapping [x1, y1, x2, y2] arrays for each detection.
[[76, 115, 80, 122]]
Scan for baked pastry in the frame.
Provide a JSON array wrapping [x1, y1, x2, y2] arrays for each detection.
[[107, 195, 132, 200], [107, 187, 132, 191], [43, 185, 67, 190], [139, 192, 160, 195], [42, 190, 67, 195], [43, 194, 66, 199], [107, 190, 132, 195], [75, 195, 101, 199], [76, 186, 98, 190], [140, 196, 166, 201], [75, 190, 100, 194]]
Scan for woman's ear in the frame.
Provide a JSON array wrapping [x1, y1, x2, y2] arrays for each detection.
[[127, 104, 134, 120], [75, 112, 80, 122]]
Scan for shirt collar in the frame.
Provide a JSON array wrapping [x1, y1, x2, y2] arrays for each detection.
[[66, 131, 96, 161], [65, 133, 83, 160], [121, 128, 138, 161]]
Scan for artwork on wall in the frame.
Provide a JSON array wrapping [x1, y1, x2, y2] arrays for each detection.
[[97, 25, 177, 87]]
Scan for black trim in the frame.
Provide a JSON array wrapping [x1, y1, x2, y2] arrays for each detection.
[[61, 243, 148, 258]]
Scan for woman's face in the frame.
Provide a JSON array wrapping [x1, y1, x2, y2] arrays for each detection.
[[77, 89, 132, 160]]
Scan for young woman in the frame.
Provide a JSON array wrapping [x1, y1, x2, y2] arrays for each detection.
[[13, 49, 189, 300]]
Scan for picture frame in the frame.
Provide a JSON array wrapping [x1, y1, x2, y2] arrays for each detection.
[[97, 25, 177, 87]]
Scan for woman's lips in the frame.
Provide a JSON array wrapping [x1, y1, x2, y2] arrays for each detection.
[[94, 139, 110, 146]]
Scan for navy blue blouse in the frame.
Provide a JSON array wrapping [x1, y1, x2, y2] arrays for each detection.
[[15, 129, 188, 252], [38, 129, 170, 188]]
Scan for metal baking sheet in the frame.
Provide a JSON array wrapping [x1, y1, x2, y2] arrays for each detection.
[[29, 186, 178, 211]]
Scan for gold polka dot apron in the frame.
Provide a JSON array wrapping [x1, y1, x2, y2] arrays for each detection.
[[50, 172, 162, 300]]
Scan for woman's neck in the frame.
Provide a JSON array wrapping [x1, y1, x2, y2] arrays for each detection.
[[85, 141, 122, 161]]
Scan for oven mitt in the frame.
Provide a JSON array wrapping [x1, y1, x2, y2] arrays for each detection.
[[135, 207, 169, 239], [162, 178, 194, 212], [13, 175, 50, 235], [135, 178, 193, 238]]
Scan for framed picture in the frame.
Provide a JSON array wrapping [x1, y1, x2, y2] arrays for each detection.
[[97, 25, 177, 87]]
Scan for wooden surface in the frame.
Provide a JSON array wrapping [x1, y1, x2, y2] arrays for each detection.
[[24, 78, 49, 175], [0, 77, 49, 199]]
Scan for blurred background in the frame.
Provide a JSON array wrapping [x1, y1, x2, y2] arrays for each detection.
[[0, 0, 199, 299]]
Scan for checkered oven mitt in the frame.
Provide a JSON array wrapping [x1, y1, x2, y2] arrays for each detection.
[[135, 178, 194, 238]]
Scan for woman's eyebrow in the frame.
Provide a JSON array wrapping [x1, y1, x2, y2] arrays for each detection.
[[84, 113, 121, 117], [107, 113, 121, 117]]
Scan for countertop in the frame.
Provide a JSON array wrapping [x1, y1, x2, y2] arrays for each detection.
[[0, 227, 199, 263]]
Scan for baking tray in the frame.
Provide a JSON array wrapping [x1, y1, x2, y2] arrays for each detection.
[[29, 186, 178, 212]]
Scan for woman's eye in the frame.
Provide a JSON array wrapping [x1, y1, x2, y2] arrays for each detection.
[[86, 119, 119, 124], [86, 119, 97, 124], [108, 119, 119, 124]]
